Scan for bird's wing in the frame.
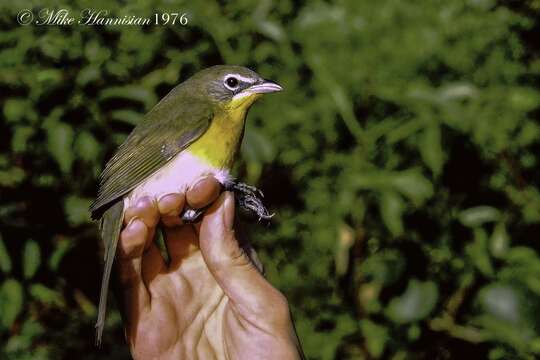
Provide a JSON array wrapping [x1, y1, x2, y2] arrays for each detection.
[[89, 97, 213, 219]]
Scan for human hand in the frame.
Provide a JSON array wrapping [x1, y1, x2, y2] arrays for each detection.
[[116, 177, 303, 359]]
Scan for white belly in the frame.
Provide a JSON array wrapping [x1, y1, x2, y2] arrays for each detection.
[[124, 151, 232, 208]]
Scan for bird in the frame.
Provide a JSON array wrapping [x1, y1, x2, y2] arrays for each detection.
[[89, 65, 282, 345]]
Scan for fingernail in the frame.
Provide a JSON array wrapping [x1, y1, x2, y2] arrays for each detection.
[[190, 176, 212, 191], [157, 193, 182, 214], [126, 216, 141, 230], [157, 193, 177, 203], [136, 196, 153, 209], [222, 193, 234, 230]]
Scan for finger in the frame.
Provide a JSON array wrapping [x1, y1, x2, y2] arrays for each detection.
[[117, 198, 166, 312], [124, 197, 160, 228], [116, 219, 151, 312], [199, 193, 289, 325], [157, 193, 199, 264], [186, 176, 221, 209], [121, 196, 164, 276], [163, 225, 199, 269], [158, 193, 185, 227]]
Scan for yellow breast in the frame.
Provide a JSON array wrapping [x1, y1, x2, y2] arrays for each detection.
[[187, 105, 248, 169]]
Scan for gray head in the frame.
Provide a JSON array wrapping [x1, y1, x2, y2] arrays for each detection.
[[183, 65, 282, 106]]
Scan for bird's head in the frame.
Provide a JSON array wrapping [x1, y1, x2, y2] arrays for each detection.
[[185, 65, 282, 111]]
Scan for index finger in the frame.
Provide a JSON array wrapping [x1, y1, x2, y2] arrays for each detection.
[[185, 176, 222, 209]]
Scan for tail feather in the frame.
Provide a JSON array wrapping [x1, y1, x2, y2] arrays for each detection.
[[95, 200, 124, 346]]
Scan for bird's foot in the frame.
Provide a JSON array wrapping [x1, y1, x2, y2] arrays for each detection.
[[180, 181, 273, 223], [225, 181, 273, 221]]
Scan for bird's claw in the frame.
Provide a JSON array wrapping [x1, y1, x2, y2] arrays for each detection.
[[226, 181, 272, 222], [180, 182, 272, 223]]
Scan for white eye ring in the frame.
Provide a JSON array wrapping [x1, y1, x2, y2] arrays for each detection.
[[224, 76, 240, 90]]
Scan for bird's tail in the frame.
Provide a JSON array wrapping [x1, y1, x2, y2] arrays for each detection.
[[95, 200, 124, 347]]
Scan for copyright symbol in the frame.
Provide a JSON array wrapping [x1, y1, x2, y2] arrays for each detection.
[[17, 9, 34, 25]]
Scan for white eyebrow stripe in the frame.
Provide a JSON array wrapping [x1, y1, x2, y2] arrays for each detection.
[[224, 73, 257, 83]]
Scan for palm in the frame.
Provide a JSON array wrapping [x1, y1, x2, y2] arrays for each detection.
[[115, 178, 301, 360]]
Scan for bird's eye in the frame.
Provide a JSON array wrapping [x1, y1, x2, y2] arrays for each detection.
[[225, 77, 239, 89]]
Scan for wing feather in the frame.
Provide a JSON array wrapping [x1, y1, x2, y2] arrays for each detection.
[[90, 96, 213, 219]]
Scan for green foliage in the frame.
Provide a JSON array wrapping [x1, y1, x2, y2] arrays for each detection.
[[1, 0, 540, 359]]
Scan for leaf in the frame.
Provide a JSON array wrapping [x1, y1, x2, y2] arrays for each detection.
[[360, 319, 388, 357], [361, 250, 405, 286], [110, 109, 143, 126], [335, 223, 355, 276], [380, 191, 405, 236], [466, 228, 494, 276], [74, 131, 100, 162], [76, 66, 101, 86], [459, 206, 501, 227], [3, 98, 28, 123], [0, 234, 11, 273], [386, 279, 439, 324], [99, 86, 157, 109], [64, 196, 93, 226], [11, 126, 35, 153], [45, 121, 74, 174], [350, 169, 433, 205], [0, 278, 23, 329], [478, 283, 521, 323], [419, 124, 445, 176], [48, 238, 73, 271], [390, 170, 434, 205], [29, 284, 65, 307], [490, 222, 509, 258], [0, 167, 26, 187], [23, 240, 41, 280]]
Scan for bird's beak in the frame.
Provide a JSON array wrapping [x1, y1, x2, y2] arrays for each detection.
[[246, 80, 283, 94]]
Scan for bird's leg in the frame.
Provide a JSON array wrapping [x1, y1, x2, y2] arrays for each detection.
[[180, 181, 273, 223], [225, 181, 274, 221]]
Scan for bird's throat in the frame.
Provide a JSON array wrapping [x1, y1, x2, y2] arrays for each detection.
[[188, 106, 247, 169]]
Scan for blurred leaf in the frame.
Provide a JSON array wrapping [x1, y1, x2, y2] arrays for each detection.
[[419, 124, 445, 176], [386, 279, 439, 324], [0, 278, 23, 329], [360, 319, 388, 357], [99, 86, 157, 109], [509, 87, 540, 112], [48, 238, 73, 271], [23, 240, 41, 280], [45, 121, 74, 174], [74, 131, 100, 162], [361, 250, 405, 286], [379, 191, 405, 236], [3, 98, 28, 123], [0, 234, 11, 274], [29, 284, 65, 307], [335, 223, 355, 276], [478, 283, 521, 323], [74, 289, 96, 317], [390, 170, 434, 205], [110, 109, 143, 126], [467, 228, 494, 276], [350, 169, 433, 205], [459, 206, 501, 227], [76, 65, 100, 86], [11, 126, 35, 153], [64, 196, 92, 226], [0, 167, 26, 187], [490, 222, 509, 258]]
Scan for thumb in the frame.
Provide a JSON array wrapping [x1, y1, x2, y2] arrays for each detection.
[[199, 192, 287, 320]]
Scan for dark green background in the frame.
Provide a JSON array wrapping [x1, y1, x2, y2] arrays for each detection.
[[1, 0, 540, 359]]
